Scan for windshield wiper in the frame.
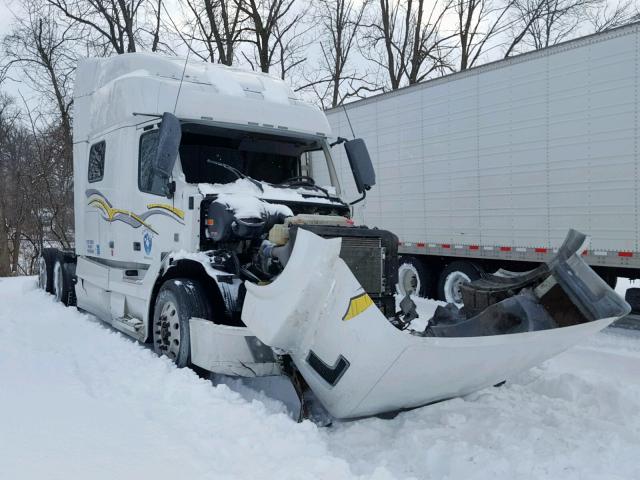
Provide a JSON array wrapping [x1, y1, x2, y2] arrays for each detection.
[[206, 159, 264, 192], [275, 176, 332, 199]]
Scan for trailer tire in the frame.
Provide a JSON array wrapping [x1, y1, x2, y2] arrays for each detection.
[[37, 248, 57, 293], [152, 278, 213, 368], [397, 257, 435, 299], [625, 288, 640, 313], [437, 261, 482, 304]]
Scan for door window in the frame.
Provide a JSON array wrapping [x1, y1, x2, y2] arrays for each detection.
[[138, 130, 166, 196]]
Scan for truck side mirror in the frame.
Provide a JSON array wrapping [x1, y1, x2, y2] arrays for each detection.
[[153, 112, 181, 178], [344, 138, 375, 193]]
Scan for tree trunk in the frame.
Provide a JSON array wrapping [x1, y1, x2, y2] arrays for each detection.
[[0, 204, 12, 277], [11, 227, 21, 274]]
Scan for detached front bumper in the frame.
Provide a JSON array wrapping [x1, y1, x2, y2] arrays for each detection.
[[241, 229, 629, 419]]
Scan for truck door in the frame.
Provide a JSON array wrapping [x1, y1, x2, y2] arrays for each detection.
[[132, 126, 186, 264]]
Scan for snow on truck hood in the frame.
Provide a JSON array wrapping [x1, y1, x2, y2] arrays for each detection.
[[198, 179, 345, 215]]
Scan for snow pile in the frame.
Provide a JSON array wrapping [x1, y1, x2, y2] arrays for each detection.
[[326, 329, 640, 479], [215, 192, 293, 219], [199, 178, 342, 206], [1, 276, 639, 480], [0, 278, 370, 480]]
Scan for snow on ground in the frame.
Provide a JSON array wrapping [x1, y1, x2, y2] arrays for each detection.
[[616, 277, 639, 298], [1, 276, 639, 480]]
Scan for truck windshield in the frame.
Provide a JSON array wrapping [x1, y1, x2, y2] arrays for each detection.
[[179, 124, 321, 185]]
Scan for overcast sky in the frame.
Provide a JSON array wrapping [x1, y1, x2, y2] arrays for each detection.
[[0, 1, 14, 36], [0, 0, 26, 100]]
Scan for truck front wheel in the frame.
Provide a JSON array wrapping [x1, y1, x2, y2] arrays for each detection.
[[152, 278, 212, 368], [438, 261, 482, 305]]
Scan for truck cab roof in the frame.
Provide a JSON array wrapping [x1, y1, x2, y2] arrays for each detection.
[[73, 53, 331, 143]]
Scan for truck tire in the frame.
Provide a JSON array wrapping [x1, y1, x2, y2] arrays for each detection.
[[37, 248, 57, 293], [152, 278, 213, 368], [437, 261, 482, 304], [52, 252, 76, 306], [397, 257, 435, 299], [625, 288, 640, 314]]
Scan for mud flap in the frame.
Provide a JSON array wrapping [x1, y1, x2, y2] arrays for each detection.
[[241, 229, 629, 419]]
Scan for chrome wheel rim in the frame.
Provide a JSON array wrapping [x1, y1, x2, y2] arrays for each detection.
[[443, 271, 471, 305], [155, 300, 181, 360], [53, 261, 63, 302], [38, 257, 47, 290]]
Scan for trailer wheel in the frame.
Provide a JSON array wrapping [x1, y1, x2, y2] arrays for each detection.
[[397, 257, 434, 298], [625, 288, 640, 313], [37, 248, 57, 293], [152, 278, 212, 368], [438, 261, 482, 305], [52, 253, 75, 306]]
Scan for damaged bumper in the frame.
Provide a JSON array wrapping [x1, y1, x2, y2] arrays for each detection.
[[241, 229, 630, 419]]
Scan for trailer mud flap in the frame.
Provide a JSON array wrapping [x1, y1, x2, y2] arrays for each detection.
[[241, 229, 628, 419]]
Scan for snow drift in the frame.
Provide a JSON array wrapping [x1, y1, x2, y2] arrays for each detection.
[[1, 276, 639, 480]]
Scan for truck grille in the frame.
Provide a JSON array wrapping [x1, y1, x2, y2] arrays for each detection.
[[295, 224, 398, 317], [340, 237, 384, 294]]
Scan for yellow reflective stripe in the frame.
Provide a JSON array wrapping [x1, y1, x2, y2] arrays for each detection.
[[146, 203, 185, 219], [342, 293, 374, 321], [88, 198, 157, 233], [88, 198, 116, 220]]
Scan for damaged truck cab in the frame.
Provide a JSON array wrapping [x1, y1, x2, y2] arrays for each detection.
[[62, 53, 400, 377], [39, 53, 630, 420]]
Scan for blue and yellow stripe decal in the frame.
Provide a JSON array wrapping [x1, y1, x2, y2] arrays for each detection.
[[86, 189, 185, 234]]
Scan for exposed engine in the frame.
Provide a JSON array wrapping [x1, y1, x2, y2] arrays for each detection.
[[201, 195, 399, 319]]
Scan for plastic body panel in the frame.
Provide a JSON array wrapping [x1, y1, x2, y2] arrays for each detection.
[[241, 229, 624, 419]]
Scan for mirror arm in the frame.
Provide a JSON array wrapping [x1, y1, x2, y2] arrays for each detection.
[[330, 137, 348, 148], [350, 189, 367, 206], [167, 180, 176, 199]]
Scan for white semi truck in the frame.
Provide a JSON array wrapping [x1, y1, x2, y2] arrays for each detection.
[[322, 23, 640, 305], [37, 53, 629, 420]]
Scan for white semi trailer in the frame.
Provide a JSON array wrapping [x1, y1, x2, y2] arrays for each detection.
[[36, 52, 629, 420], [321, 23, 640, 305]]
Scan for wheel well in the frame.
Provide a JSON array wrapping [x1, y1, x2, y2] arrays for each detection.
[[147, 259, 231, 342]]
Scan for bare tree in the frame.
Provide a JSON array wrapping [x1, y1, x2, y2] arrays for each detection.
[[181, 0, 246, 64], [239, 0, 309, 77], [0, 93, 20, 276], [44, 0, 164, 54], [587, 0, 637, 32], [3, 1, 75, 155], [362, 0, 456, 90], [298, 0, 373, 107], [455, 0, 516, 70], [512, 0, 600, 50], [1, 3, 76, 264]]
